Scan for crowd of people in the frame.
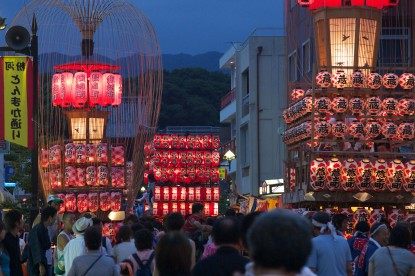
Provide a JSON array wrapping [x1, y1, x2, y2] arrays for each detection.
[[0, 195, 413, 276]]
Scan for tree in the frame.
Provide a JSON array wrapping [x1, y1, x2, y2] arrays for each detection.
[[4, 144, 32, 193]]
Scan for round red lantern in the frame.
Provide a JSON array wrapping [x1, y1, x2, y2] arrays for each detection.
[[332, 70, 348, 89], [88, 193, 99, 212], [100, 192, 111, 211], [316, 70, 332, 88], [110, 192, 122, 211], [327, 157, 342, 191], [398, 98, 415, 116], [290, 89, 305, 102], [64, 143, 76, 163], [76, 167, 85, 187], [373, 159, 388, 191], [60, 72, 73, 107], [65, 193, 77, 213], [64, 166, 77, 187], [398, 123, 415, 140], [365, 97, 382, 116], [404, 160, 415, 192], [77, 194, 88, 213], [365, 121, 382, 139], [315, 97, 331, 114], [72, 72, 88, 108], [349, 121, 365, 139], [381, 98, 398, 116], [315, 121, 331, 138], [398, 73, 415, 90], [86, 166, 97, 186], [350, 70, 365, 88], [367, 72, 383, 90], [369, 209, 386, 225], [332, 121, 347, 138], [386, 159, 405, 192], [341, 158, 357, 191], [356, 159, 374, 191], [349, 98, 364, 115], [310, 158, 327, 191], [331, 97, 348, 113], [382, 73, 399, 89], [381, 122, 398, 139]]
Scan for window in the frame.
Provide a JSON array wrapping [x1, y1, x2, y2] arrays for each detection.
[[302, 40, 311, 74], [378, 27, 410, 67], [240, 125, 249, 166], [288, 51, 299, 82], [242, 68, 249, 96]]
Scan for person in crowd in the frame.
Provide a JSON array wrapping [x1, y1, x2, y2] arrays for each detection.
[[63, 217, 93, 275], [0, 221, 10, 276], [200, 217, 217, 260], [120, 229, 155, 275], [123, 215, 139, 227], [307, 211, 353, 276], [368, 223, 415, 276], [333, 214, 349, 237], [156, 231, 192, 276], [239, 211, 262, 257], [355, 222, 390, 276], [192, 217, 249, 276], [3, 209, 24, 276], [410, 222, 415, 254], [54, 213, 75, 275], [113, 226, 136, 264], [243, 210, 314, 276], [224, 208, 236, 217], [92, 217, 113, 256], [27, 206, 58, 276], [348, 221, 370, 261], [183, 203, 212, 257], [67, 227, 119, 276]]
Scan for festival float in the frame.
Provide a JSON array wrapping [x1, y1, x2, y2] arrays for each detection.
[[284, 0, 415, 225], [13, 0, 163, 235], [144, 133, 221, 217]]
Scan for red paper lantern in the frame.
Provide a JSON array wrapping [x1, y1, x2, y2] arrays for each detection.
[[351, 70, 365, 88], [211, 151, 220, 167], [49, 169, 62, 189], [64, 166, 77, 187], [162, 202, 170, 216], [386, 159, 404, 192], [77, 194, 88, 213], [398, 123, 414, 140], [89, 72, 102, 106], [367, 72, 382, 90], [349, 121, 365, 139], [97, 166, 109, 186], [290, 89, 305, 102], [388, 209, 405, 228], [188, 187, 195, 201], [211, 168, 220, 183], [40, 149, 49, 168], [213, 187, 220, 201], [201, 135, 212, 149], [111, 192, 122, 211], [349, 98, 364, 115], [52, 72, 73, 107], [398, 73, 415, 90], [315, 97, 331, 113], [88, 193, 99, 212], [331, 97, 348, 113], [64, 143, 76, 163], [382, 73, 399, 89], [100, 73, 116, 106], [162, 187, 170, 201], [179, 202, 187, 216], [341, 158, 357, 191], [315, 70, 332, 88], [86, 144, 96, 163], [356, 159, 374, 191], [96, 143, 108, 162], [381, 122, 398, 139], [111, 146, 125, 166], [49, 145, 62, 166], [331, 121, 347, 138], [112, 74, 123, 106], [365, 97, 382, 115], [369, 209, 386, 225], [75, 143, 87, 164], [310, 158, 327, 191], [86, 166, 97, 186], [72, 72, 88, 108], [404, 160, 415, 192], [194, 151, 203, 166], [315, 121, 331, 138], [211, 135, 220, 149], [100, 192, 111, 211], [65, 193, 77, 213], [111, 167, 125, 188], [365, 121, 382, 139], [332, 70, 349, 89], [179, 187, 187, 201], [327, 158, 342, 191], [381, 98, 398, 116], [373, 159, 388, 191], [52, 74, 63, 107], [76, 168, 85, 187]]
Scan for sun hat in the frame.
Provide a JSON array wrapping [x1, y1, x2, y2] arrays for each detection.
[[47, 194, 64, 204], [72, 217, 93, 235]]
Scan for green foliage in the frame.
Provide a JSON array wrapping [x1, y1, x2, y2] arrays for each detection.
[[158, 68, 230, 128], [4, 144, 32, 193]]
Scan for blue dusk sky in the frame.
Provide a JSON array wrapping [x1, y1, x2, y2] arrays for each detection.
[[0, 0, 284, 55]]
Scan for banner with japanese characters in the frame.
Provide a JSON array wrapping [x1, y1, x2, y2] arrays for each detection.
[[0, 56, 33, 148]]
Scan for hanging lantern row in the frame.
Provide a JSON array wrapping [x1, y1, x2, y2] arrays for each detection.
[[151, 150, 220, 168], [297, 0, 399, 10], [41, 143, 125, 167], [316, 71, 414, 90], [52, 72, 123, 108], [48, 166, 125, 189], [283, 122, 311, 145], [310, 158, 415, 192], [152, 134, 220, 150], [152, 166, 220, 184], [284, 96, 415, 124], [153, 201, 218, 217], [153, 185, 220, 202], [56, 192, 122, 213]]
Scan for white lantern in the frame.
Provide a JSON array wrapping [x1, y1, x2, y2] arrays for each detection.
[[332, 70, 349, 89], [316, 71, 332, 88], [350, 70, 365, 88], [367, 72, 382, 90], [382, 73, 399, 89], [365, 97, 382, 115], [102, 73, 116, 106], [310, 158, 327, 191]]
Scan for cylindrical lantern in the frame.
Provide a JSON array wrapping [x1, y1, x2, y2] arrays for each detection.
[[76, 167, 85, 187], [381, 122, 398, 139], [331, 97, 348, 113], [382, 73, 399, 89], [404, 160, 415, 192], [97, 166, 109, 186], [332, 121, 347, 138], [40, 149, 49, 168], [315, 121, 331, 138], [111, 146, 125, 166], [356, 159, 374, 191], [86, 166, 97, 186], [77, 194, 88, 213], [310, 158, 327, 191], [65, 193, 77, 213], [111, 167, 125, 188], [381, 98, 398, 116], [89, 72, 103, 106], [341, 158, 357, 191], [96, 143, 108, 162], [49, 169, 62, 189], [64, 166, 77, 187], [326, 157, 342, 191], [213, 186, 220, 201], [315, 71, 332, 88], [373, 159, 388, 191], [350, 70, 365, 88], [88, 193, 99, 212], [61, 72, 74, 107], [365, 121, 382, 139], [315, 97, 332, 113], [64, 143, 76, 163], [386, 159, 405, 192], [332, 70, 349, 89], [110, 192, 122, 211], [112, 74, 123, 106], [75, 143, 87, 164], [397, 98, 415, 116], [398, 123, 415, 140], [86, 144, 96, 163], [398, 73, 415, 90], [349, 98, 364, 115], [52, 73, 63, 107], [349, 121, 365, 139], [290, 89, 305, 102], [179, 187, 187, 201], [365, 97, 382, 115], [49, 145, 62, 166], [101, 73, 116, 106], [188, 187, 195, 201], [72, 72, 88, 108], [100, 192, 111, 211], [211, 135, 220, 149], [367, 72, 382, 90]]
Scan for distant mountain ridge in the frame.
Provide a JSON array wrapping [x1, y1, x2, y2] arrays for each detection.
[[39, 51, 223, 72]]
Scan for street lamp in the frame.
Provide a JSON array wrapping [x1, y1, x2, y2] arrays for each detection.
[[0, 18, 6, 30], [223, 150, 236, 169]]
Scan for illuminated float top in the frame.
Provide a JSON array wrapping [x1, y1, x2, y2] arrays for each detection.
[[297, 0, 399, 10]]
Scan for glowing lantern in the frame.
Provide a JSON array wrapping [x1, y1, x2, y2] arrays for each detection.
[[331, 121, 347, 138], [96, 143, 108, 162], [75, 143, 87, 164], [89, 72, 102, 106], [356, 159, 374, 191], [61, 72, 74, 107], [327, 157, 342, 191], [369, 209, 386, 225], [353, 208, 370, 225], [52, 74, 63, 107], [64, 143, 76, 163], [332, 70, 349, 89], [179, 187, 187, 201], [88, 193, 99, 212], [290, 89, 305, 102], [310, 158, 327, 191], [315, 71, 332, 88], [315, 121, 331, 138], [381, 98, 398, 116], [101, 73, 116, 106], [367, 72, 383, 90], [72, 72, 88, 108], [57, 194, 66, 213], [163, 187, 170, 201], [202, 135, 212, 149], [211, 135, 220, 149], [398, 73, 415, 90], [213, 202, 219, 216], [100, 192, 111, 211], [162, 203, 169, 216], [179, 202, 187, 216], [404, 160, 415, 192], [386, 159, 404, 192], [112, 74, 123, 106], [86, 144, 96, 162], [398, 123, 414, 140], [111, 192, 122, 211], [398, 99, 415, 116], [349, 121, 365, 139], [111, 146, 125, 166], [49, 169, 62, 189], [341, 158, 357, 191], [65, 194, 77, 213], [349, 98, 364, 115], [77, 194, 88, 213], [205, 187, 212, 201], [382, 73, 399, 89], [86, 166, 97, 186], [211, 168, 220, 183], [154, 186, 161, 201], [388, 209, 405, 228], [64, 166, 77, 187], [351, 70, 365, 88], [97, 165, 109, 186], [213, 187, 220, 201], [373, 159, 388, 191], [40, 149, 49, 168], [49, 145, 62, 166], [365, 121, 382, 139], [111, 167, 125, 188], [381, 122, 398, 139], [188, 187, 195, 201], [315, 98, 331, 114], [331, 97, 348, 113], [365, 97, 382, 115], [297, 0, 315, 7], [76, 168, 85, 187]]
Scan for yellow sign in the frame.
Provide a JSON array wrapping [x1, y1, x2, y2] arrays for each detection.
[[1, 56, 33, 148], [219, 167, 227, 180]]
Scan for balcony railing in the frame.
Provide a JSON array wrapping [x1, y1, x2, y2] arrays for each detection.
[[242, 94, 250, 117], [220, 88, 236, 109], [220, 138, 236, 156]]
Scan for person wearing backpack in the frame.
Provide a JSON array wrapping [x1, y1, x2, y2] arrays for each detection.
[[121, 229, 155, 276]]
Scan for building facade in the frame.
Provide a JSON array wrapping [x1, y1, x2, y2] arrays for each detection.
[[220, 30, 286, 195]]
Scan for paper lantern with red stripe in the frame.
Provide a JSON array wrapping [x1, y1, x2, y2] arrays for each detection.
[[113, 74, 123, 106], [365, 97, 382, 116], [327, 158, 342, 191], [332, 70, 349, 89], [88, 72, 102, 106], [351, 70, 365, 88], [349, 98, 364, 115], [111, 146, 125, 166], [310, 158, 327, 191], [57, 194, 65, 213], [97, 166, 109, 186], [398, 99, 415, 116], [331, 97, 348, 113], [388, 209, 405, 228], [373, 159, 388, 191], [291, 89, 305, 102], [213, 187, 220, 201], [398, 123, 414, 140], [76, 168, 85, 187], [212, 151, 220, 167], [96, 143, 108, 163], [404, 160, 415, 192], [188, 187, 195, 201], [386, 160, 404, 192], [86, 144, 96, 163], [77, 194, 88, 213], [332, 121, 347, 138], [86, 166, 97, 186], [51, 73, 63, 107], [100, 192, 111, 211], [365, 121, 382, 139], [179, 187, 187, 201], [367, 72, 383, 90], [315, 121, 331, 138], [315, 97, 331, 114], [75, 143, 87, 164], [382, 73, 399, 89], [72, 72, 88, 108], [49, 145, 62, 166], [101, 73, 116, 106], [111, 167, 125, 188], [162, 202, 170, 216], [381, 122, 398, 139], [65, 193, 77, 213], [64, 143, 76, 163], [381, 98, 398, 116], [341, 159, 357, 191], [49, 169, 62, 189], [41, 149, 49, 168], [111, 192, 122, 211], [356, 159, 374, 191], [88, 193, 99, 212], [369, 209, 386, 225], [179, 202, 187, 216], [399, 73, 415, 90], [349, 121, 365, 139], [64, 166, 77, 187], [316, 71, 332, 88]]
